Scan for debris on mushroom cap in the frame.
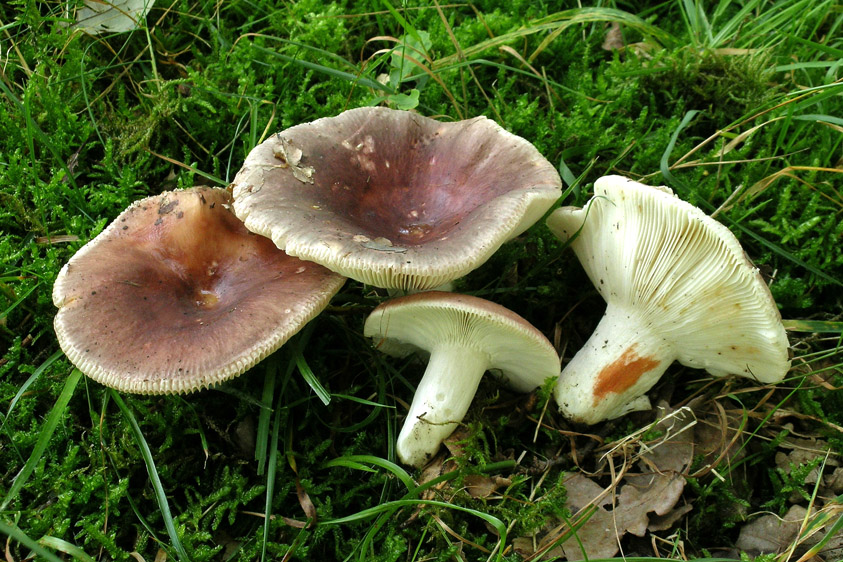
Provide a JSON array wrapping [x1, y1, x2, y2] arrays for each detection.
[[364, 291, 561, 466], [547, 175, 791, 424], [53, 186, 346, 395], [231, 107, 563, 291]]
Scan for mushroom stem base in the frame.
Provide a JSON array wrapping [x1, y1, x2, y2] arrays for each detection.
[[554, 305, 674, 424], [397, 345, 489, 467]]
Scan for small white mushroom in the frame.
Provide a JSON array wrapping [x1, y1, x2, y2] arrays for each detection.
[[547, 175, 791, 424], [364, 292, 560, 467]]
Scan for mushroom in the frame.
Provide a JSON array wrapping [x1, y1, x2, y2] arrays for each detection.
[[231, 107, 562, 291], [547, 175, 791, 424], [364, 291, 561, 466], [53, 187, 346, 394]]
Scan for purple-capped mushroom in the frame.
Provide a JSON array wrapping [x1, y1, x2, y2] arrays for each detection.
[[53, 187, 346, 394], [231, 107, 562, 291]]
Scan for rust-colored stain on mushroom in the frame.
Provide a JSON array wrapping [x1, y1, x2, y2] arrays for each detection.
[[592, 345, 660, 403]]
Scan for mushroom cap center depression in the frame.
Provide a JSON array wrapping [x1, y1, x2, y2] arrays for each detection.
[[107, 194, 296, 331], [313, 135, 513, 245]]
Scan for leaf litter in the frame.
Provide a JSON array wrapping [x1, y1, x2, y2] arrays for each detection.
[[513, 396, 843, 561], [514, 404, 696, 560]]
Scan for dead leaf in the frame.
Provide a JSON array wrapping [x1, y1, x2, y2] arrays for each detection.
[[691, 403, 747, 476], [404, 451, 455, 526], [512, 536, 537, 557], [272, 135, 315, 184], [736, 505, 808, 554], [563, 473, 612, 511], [647, 503, 693, 532], [35, 234, 80, 244], [602, 22, 624, 51], [637, 403, 695, 474], [443, 426, 473, 458], [824, 467, 843, 493], [523, 408, 696, 560], [560, 507, 620, 561], [554, 467, 690, 560], [295, 478, 317, 525], [464, 474, 511, 498], [289, 453, 317, 526]]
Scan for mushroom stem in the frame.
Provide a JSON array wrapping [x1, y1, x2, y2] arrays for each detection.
[[397, 344, 489, 466], [554, 304, 674, 424]]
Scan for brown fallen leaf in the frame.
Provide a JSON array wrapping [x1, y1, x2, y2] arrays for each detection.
[[519, 406, 696, 560], [615, 472, 687, 537], [295, 477, 317, 525], [647, 503, 693, 532], [736, 505, 808, 554], [602, 22, 624, 51], [563, 472, 612, 511], [463, 474, 511, 499], [443, 426, 473, 458], [824, 467, 843, 493], [288, 454, 317, 526], [560, 507, 620, 561]]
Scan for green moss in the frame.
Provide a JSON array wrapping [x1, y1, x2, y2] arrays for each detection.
[[1, 0, 841, 559]]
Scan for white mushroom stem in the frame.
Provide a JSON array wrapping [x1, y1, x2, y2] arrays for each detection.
[[397, 344, 489, 467], [554, 304, 675, 425]]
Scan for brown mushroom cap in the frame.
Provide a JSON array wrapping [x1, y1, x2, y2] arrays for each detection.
[[231, 107, 562, 291], [53, 187, 346, 394]]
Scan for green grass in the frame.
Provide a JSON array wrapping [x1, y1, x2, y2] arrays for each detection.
[[1, 1, 842, 560]]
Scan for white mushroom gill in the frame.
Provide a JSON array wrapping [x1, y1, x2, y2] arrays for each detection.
[[548, 175, 790, 424]]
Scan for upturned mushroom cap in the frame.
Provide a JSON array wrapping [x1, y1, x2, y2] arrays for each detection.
[[364, 291, 560, 466], [547, 175, 791, 424], [231, 107, 562, 291], [53, 187, 346, 394]]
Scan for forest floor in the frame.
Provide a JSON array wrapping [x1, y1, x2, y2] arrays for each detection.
[[1, 1, 842, 561]]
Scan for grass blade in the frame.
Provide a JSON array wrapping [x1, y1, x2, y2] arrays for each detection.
[[251, 45, 392, 93], [0, 282, 39, 321], [330, 393, 395, 408], [782, 319, 843, 333], [291, 329, 331, 405], [111, 391, 189, 562], [660, 111, 842, 287], [255, 359, 277, 476], [0, 521, 66, 562], [434, 7, 675, 69], [261, 389, 284, 562], [323, 499, 508, 559], [659, 109, 702, 196], [38, 536, 97, 562], [1, 348, 63, 431], [324, 454, 415, 492], [1, 369, 82, 510]]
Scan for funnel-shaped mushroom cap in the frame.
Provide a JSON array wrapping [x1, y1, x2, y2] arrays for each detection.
[[231, 107, 562, 291], [53, 187, 346, 394], [365, 291, 560, 466], [547, 175, 790, 424]]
